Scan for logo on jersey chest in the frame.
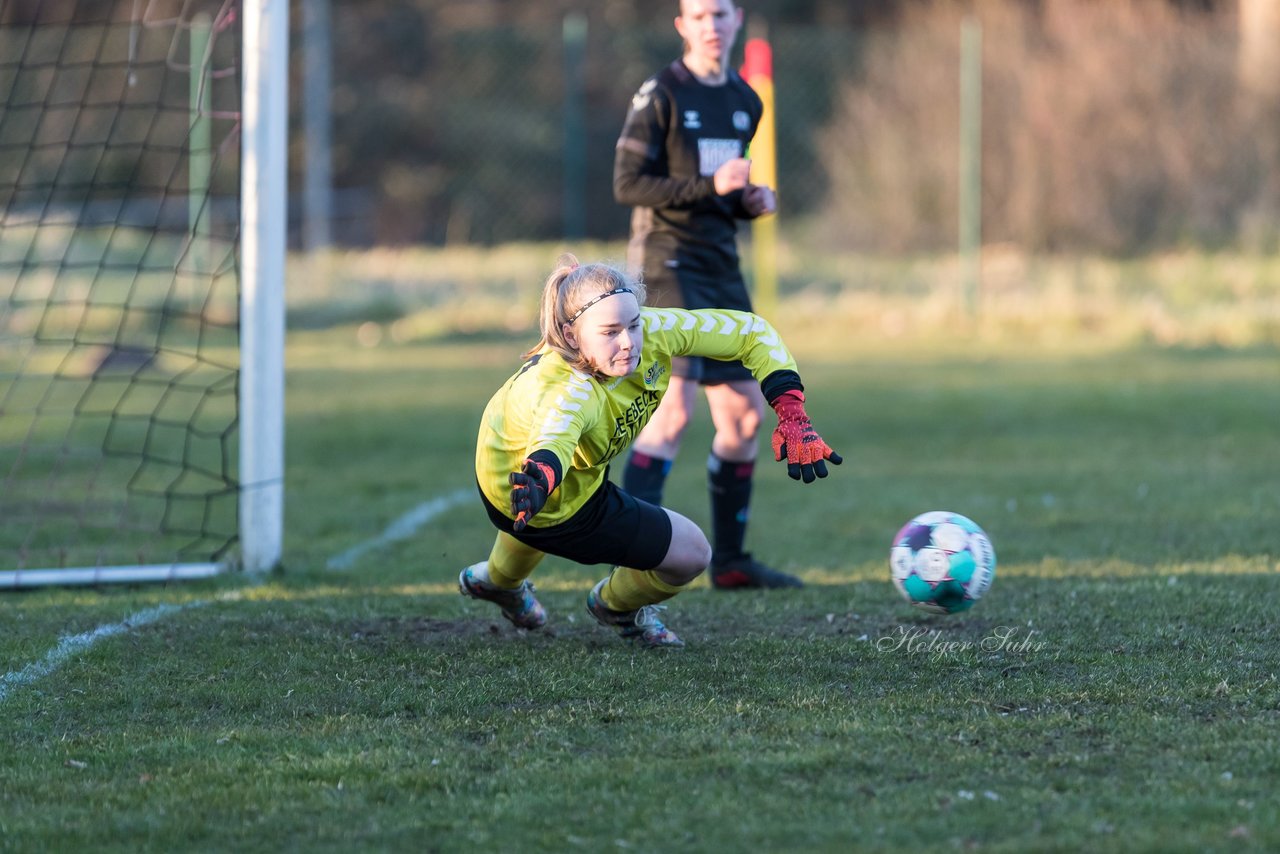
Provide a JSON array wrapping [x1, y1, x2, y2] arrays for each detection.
[[643, 361, 666, 386], [606, 389, 661, 460], [683, 110, 701, 129], [733, 110, 750, 131]]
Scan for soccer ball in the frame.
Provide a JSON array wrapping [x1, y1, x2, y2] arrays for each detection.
[[890, 511, 996, 614]]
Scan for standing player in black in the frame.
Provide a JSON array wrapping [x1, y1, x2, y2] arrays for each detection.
[[614, 0, 801, 590]]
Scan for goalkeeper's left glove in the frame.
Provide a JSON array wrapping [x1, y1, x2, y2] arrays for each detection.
[[509, 458, 557, 532], [769, 390, 843, 484]]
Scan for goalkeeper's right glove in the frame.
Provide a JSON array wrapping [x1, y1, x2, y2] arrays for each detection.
[[510, 458, 557, 532]]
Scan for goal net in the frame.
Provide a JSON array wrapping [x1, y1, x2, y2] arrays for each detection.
[[0, 0, 283, 588]]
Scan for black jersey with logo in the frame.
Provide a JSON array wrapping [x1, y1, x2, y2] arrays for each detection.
[[614, 60, 764, 280]]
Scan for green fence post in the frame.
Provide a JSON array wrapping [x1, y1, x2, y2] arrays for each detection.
[[959, 16, 982, 319], [189, 12, 212, 284], [563, 12, 587, 240]]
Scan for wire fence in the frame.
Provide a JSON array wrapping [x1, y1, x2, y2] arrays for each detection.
[[3, 3, 1277, 256]]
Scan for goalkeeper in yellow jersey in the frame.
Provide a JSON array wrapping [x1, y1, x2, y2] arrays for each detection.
[[461, 254, 841, 648]]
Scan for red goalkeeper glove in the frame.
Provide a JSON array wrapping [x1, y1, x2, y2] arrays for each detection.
[[510, 458, 557, 532], [769, 390, 843, 484]]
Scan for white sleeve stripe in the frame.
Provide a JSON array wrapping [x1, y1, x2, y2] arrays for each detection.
[[645, 308, 791, 364]]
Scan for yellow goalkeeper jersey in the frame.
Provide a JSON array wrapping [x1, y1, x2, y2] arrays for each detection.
[[476, 306, 799, 527]]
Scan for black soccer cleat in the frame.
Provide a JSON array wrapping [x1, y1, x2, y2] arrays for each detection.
[[709, 553, 804, 590]]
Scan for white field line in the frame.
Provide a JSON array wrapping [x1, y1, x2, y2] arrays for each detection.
[[325, 487, 472, 571], [1, 488, 471, 705], [0, 600, 210, 705]]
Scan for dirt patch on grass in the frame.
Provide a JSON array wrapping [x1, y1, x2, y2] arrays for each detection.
[[345, 615, 554, 643]]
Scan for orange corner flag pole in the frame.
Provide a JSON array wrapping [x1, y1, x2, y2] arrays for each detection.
[[742, 34, 778, 319]]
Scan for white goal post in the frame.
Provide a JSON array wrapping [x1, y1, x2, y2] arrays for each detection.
[[0, 0, 286, 588], [238, 0, 287, 577]]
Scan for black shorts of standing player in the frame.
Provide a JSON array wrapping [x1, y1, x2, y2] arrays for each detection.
[[645, 262, 755, 385], [479, 478, 672, 570]]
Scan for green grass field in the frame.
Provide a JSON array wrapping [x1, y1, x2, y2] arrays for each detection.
[[3, 265, 1279, 851]]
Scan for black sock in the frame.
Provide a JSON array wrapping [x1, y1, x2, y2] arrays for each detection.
[[708, 452, 752, 566], [623, 450, 671, 505]]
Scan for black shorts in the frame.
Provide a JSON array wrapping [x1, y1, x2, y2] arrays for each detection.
[[479, 478, 672, 570], [646, 260, 755, 386]]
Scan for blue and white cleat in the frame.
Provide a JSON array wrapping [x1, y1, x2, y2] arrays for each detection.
[[458, 562, 547, 630], [586, 579, 684, 649]]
